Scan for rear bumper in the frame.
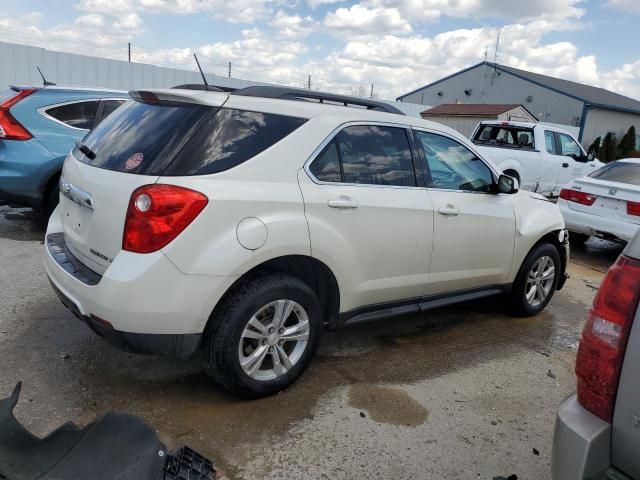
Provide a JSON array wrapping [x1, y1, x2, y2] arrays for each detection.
[[0, 138, 59, 208], [559, 201, 640, 242], [551, 394, 611, 480], [44, 208, 236, 356]]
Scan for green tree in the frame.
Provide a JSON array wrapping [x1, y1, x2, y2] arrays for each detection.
[[617, 125, 637, 159], [587, 136, 601, 155], [599, 132, 619, 163]]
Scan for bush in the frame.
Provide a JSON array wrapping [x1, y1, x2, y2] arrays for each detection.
[[617, 125, 637, 159], [598, 132, 619, 163], [587, 136, 601, 155]]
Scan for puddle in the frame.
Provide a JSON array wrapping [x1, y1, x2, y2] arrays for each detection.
[[348, 384, 428, 427]]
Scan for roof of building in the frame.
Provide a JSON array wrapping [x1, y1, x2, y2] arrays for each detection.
[[421, 103, 524, 117], [398, 62, 640, 115]]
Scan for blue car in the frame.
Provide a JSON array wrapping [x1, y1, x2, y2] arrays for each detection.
[[0, 85, 128, 212]]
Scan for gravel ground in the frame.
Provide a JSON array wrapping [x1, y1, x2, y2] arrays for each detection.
[[0, 204, 624, 479]]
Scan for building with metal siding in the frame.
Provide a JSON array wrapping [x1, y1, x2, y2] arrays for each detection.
[[397, 62, 640, 148]]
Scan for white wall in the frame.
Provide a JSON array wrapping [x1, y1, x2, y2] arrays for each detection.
[[582, 108, 640, 147], [0, 40, 266, 92]]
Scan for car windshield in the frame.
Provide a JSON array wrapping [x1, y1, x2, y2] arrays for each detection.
[[588, 161, 640, 186]]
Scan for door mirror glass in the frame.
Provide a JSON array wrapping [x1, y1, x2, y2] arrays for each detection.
[[587, 152, 595, 162], [497, 174, 519, 194]]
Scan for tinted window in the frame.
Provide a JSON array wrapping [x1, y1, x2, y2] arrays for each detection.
[[46, 100, 99, 129], [473, 125, 535, 149], [310, 140, 341, 182], [75, 100, 306, 176], [544, 131, 557, 154], [589, 161, 640, 186], [335, 125, 416, 187], [99, 99, 126, 122], [416, 131, 495, 192], [166, 108, 306, 176], [559, 133, 582, 158]]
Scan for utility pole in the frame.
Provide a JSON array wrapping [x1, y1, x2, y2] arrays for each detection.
[[307, 75, 311, 90], [370, 84, 374, 99], [228, 62, 231, 78], [128, 43, 131, 62]]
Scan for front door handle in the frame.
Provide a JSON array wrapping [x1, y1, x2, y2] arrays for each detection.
[[328, 197, 359, 209], [438, 205, 460, 216], [562, 162, 569, 168]]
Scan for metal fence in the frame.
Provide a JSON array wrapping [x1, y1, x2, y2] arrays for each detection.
[[0, 40, 265, 92]]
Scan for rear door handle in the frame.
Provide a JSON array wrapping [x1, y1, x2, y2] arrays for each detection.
[[438, 206, 460, 217], [328, 197, 359, 209], [562, 162, 569, 168]]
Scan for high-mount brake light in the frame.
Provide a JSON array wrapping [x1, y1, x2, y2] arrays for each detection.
[[123, 185, 208, 253], [0, 89, 35, 140]]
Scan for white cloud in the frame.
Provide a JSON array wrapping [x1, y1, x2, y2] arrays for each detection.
[[113, 12, 143, 30], [75, 14, 105, 27], [270, 11, 314, 38], [307, 0, 344, 7], [324, 5, 412, 35], [76, 0, 273, 23], [607, 0, 640, 13], [361, 0, 585, 23], [601, 59, 640, 100]]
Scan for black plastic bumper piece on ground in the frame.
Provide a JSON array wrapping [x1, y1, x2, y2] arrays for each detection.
[[163, 447, 215, 480], [0, 383, 217, 480], [48, 278, 202, 359], [46, 233, 102, 285]]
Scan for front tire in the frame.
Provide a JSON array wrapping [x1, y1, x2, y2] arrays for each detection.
[[207, 274, 323, 398], [508, 243, 561, 317]]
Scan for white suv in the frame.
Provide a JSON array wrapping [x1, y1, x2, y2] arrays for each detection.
[[45, 86, 569, 397]]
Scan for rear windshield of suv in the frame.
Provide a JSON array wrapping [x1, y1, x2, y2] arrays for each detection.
[[472, 125, 535, 150], [588, 161, 640, 186], [73, 99, 307, 176]]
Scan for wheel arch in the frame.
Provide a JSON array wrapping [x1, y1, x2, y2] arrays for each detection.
[[204, 255, 341, 340], [514, 229, 568, 290]]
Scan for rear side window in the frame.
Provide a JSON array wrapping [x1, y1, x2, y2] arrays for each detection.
[[544, 131, 557, 154], [46, 100, 100, 130], [589, 161, 640, 186], [164, 108, 306, 176], [74, 100, 306, 176], [309, 126, 416, 187], [473, 125, 535, 149]]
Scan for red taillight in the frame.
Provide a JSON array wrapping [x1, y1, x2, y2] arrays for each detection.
[[627, 201, 640, 217], [123, 184, 208, 253], [0, 89, 35, 140], [559, 188, 597, 206], [576, 255, 640, 421]]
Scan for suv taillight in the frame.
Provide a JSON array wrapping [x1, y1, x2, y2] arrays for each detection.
[[0, 89, 35, 140], [123, 184, 208, 253], [559, 188, 597, 206], [576, 255, 640, 421]]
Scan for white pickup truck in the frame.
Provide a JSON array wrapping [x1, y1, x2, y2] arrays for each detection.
[[471, 121, 604, 197]]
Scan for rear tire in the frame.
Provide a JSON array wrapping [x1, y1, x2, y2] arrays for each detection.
[[508, 243, 561, 317], [207, 273, 323, 398]]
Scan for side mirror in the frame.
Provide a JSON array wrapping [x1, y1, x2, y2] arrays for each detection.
[[497, 174, 519, 194]]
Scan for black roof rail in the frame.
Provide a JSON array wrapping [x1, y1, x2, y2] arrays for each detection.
[[231, 86, 405, 116], [172, 84, 238, 93]]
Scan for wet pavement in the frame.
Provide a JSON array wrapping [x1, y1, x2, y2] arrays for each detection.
[[0, 204, 626, 479]]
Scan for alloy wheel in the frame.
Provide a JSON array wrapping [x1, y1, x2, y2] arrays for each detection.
[[238, 299, 310, 382], [525, 255, 556, 308]]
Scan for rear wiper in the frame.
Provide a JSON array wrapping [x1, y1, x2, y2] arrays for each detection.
[[75, 140, 96, 160]]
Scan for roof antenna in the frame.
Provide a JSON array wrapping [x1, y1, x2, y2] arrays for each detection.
[[193, 54, 209, 89], [36, 66, 56, 86]]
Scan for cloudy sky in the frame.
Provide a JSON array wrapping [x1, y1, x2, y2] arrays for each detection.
[[1, 0, 640, 100]]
